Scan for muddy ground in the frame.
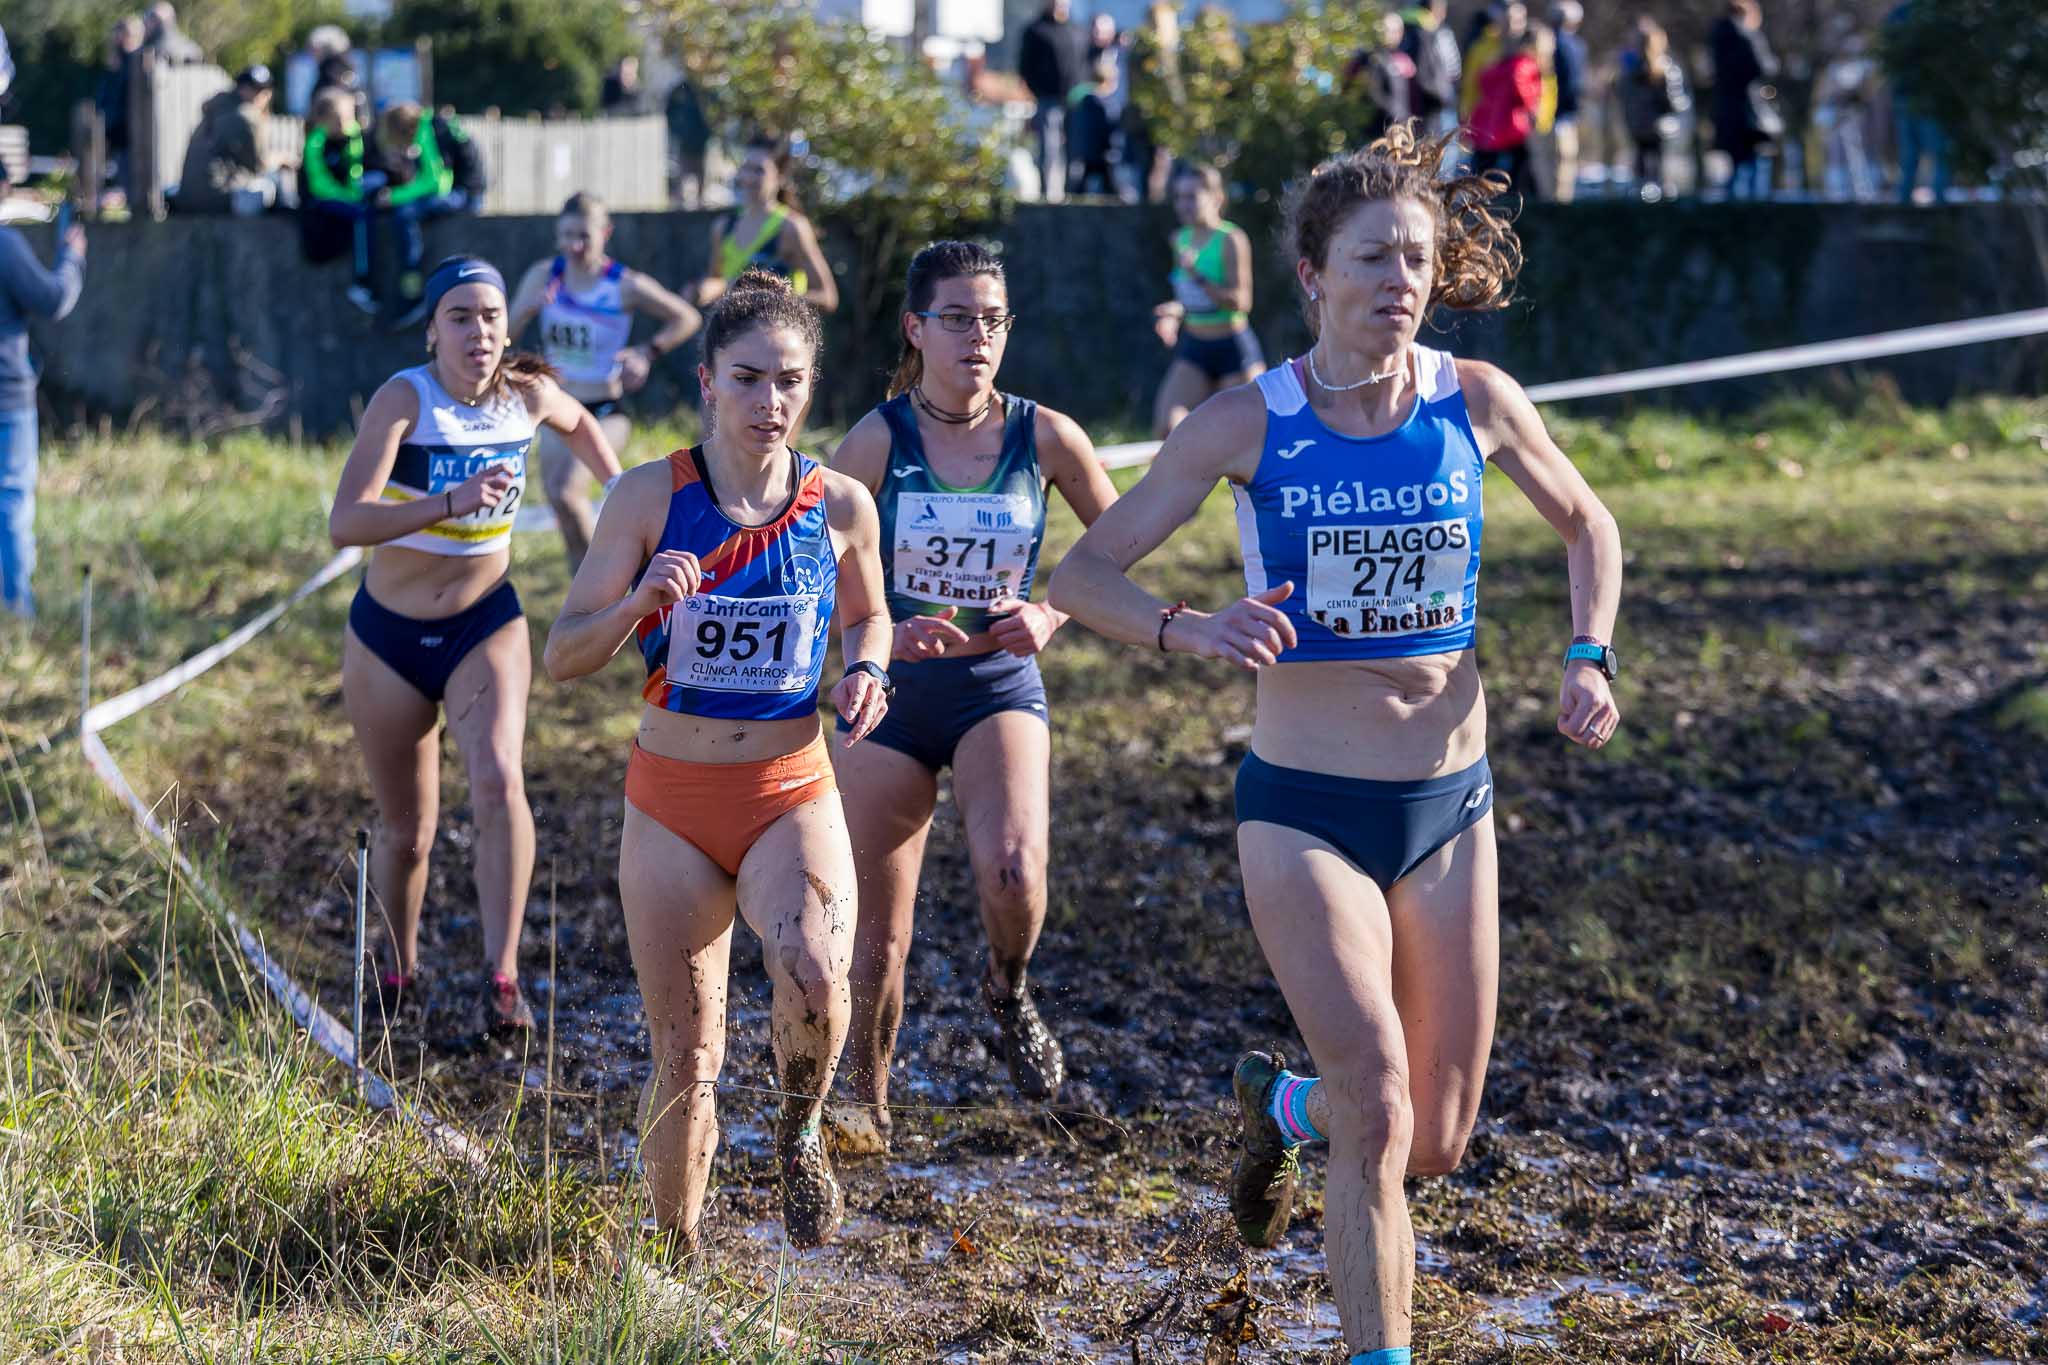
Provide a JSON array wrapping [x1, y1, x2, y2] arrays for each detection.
[[173, 466, 2048, 1363]]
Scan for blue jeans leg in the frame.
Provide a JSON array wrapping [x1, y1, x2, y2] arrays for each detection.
[[0, 406, 39, 618]]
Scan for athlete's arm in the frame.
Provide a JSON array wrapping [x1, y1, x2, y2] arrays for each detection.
[[544, 461, 693, 681], [823, 409, 892, 492], [618, 271, 702, 395], [328, 378, 515, 548], [1460, 358, 1623, 748], [1048, 384, 1296, 670], [988, 406, 1119, 657], [783, 214, 839, 314], [505, 259, 550, 348], [529, 375, 625, 483], [1212, 228, 1255, 315], [823, 469, 891, 743]]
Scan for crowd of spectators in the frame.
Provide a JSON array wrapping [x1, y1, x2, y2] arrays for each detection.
[[1012, 0, 1965, 207]]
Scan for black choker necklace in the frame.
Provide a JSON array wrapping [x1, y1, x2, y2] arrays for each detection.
[[912, 384, 994, 425]]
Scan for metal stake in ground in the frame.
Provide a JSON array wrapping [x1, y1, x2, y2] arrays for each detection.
[[353, 827, 369, 1101], [79, 565, 92, 732]]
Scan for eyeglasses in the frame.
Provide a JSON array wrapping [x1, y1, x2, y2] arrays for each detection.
[[914, 311, 1019, 335]]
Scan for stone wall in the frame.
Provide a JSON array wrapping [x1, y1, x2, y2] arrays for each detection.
[[24, 201, 2048, 439]]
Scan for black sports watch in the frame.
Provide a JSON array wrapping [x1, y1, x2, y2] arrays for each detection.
[[1563, 638, 1619, 681], [845, 660, 894, 697]]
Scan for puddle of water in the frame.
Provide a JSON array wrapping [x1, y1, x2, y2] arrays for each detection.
[[1472, 1274, 1663, 1348]]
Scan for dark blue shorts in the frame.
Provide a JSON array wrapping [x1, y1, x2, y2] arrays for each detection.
[[348, 580, 524, 704], [1235, 751, 1494, 893], [838, 649, 1048, 772], [1175, 326, 1265, 381]]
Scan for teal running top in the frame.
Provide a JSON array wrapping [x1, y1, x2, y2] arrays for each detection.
[[873, 392, 1046, 635]]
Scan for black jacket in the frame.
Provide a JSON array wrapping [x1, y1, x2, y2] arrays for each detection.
[[1019, 14, 1085, 102], [1710, 17, 1779, 155]]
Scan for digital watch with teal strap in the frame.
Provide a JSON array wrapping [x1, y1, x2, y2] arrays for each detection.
[[1564, 635, 1618, 680]]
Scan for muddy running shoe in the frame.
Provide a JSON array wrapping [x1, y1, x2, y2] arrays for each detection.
[[1230, 1047, 1300, 1249], [778, 1123, 845, 1249], [368, 966, 426, 1036], [823, 1100, 892, 1157], [481, 971, 536, 1038], [985, 970, 1064, 1102]]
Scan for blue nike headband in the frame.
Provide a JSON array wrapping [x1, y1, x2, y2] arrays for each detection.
[[423, 257, 507, 316]]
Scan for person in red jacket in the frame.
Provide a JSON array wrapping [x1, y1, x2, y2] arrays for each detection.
[[1467, 26, 1549, 199]]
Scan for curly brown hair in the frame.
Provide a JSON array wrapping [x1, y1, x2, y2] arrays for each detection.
[[1280, 121, 1522, 331]]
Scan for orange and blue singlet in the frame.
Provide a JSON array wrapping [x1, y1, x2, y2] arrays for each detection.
[[635, 447, 835, 722]]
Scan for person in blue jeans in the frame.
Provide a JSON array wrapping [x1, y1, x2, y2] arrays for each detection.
[[0, 213, 86, 619]]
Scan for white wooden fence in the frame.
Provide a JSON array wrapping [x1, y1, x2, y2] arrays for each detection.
[[138, 59, 668, 216]]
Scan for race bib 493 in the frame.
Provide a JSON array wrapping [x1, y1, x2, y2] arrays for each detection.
[[1304, 519, 1471, 639]]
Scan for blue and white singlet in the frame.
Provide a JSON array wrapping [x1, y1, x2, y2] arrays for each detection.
[[539, 257, 635, 391], [1233, 346, 1484, 661], [380, 365, 534, 557]]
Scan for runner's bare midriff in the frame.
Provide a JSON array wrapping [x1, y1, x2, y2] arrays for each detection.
[[636, 703, 822, 765], [1250, 651, 1486, 781], [363, 544, 512, 620]]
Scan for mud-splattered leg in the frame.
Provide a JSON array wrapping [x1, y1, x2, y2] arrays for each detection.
[[620, 799, 738, 1247], [831, 737, 938, 1131], [953, 711, 1063, 1100], [738, 794, 857, 1246]]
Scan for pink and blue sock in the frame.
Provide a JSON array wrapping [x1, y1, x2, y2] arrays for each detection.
[[1267, 1070, 1324, 1147], [1349, 1350, 1411, 1365]]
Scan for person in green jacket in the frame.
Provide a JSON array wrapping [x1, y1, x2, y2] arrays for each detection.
[[300, 90, 380, 315], [376, 102, 487, 327]]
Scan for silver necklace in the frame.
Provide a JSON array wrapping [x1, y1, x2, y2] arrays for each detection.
[[1308, 345, 1404, 392]]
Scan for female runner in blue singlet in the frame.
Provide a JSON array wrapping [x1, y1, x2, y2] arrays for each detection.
[[330, 255, 623, 1040], [1052, 126, 1625, 1365], [545, 269, 891, 1253], [507, 192, 701, 571], [826, 241, 1118, 1152]]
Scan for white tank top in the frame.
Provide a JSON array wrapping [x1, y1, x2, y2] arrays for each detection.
[[539, 257, 634, 391], [379, 365, 535, 557]]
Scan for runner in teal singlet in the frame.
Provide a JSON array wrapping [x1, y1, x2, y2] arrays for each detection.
[[826, 241, 1118, 1153], [1152, 161, 1265, 438]]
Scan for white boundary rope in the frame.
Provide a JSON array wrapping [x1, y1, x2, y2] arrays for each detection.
[[1087, 306, 2048, 470], [71, 304, 2048, 1157], [78, 554, 485, 1167]]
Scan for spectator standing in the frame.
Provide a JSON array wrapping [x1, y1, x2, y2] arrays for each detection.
[[96, 17, 145, 205], [1019, 0, 1086, 202], [1461, 2, 1555, 140], [1470, 25, 1549, 200], [1400, 0, 1462, 139], [1617, 17, 1689, 197], [0, 23, 13, 103], [140, 2, 203, 65], [1345, 13, 1416, 143], [602, 56, 652, 116], [1886, 0, 1948, 203], [0, 203, 86, 619], [665, 74, 712, 209], [1067, 58, 1120, 196], [377, 102, 487, 325], [310, 47, 369, 129], [1123, 1, 1185, 203], [170, 65, 280, 216], [1711, 0, 1780, 199], [1547, 1, 1586, 200]]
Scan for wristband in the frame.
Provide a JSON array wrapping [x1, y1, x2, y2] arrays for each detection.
[[444, 490, 454, 519], [1158, 600, 1189, 652]]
